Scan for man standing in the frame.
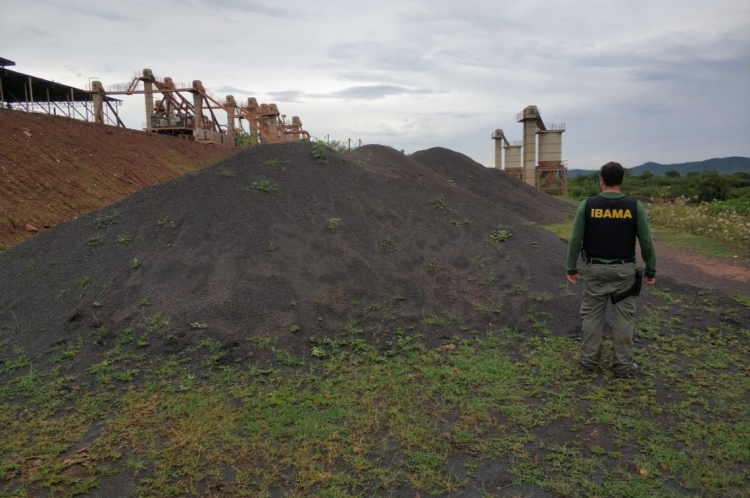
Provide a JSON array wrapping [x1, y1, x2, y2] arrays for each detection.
[[566, 162, 656, 377]]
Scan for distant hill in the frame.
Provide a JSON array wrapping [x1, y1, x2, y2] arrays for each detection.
[[568, 169, 596, 178], [568, 157, 749, 178], [628, 157, 750, 176]]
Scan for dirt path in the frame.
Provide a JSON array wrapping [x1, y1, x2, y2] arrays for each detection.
[[647, 240, 750, 294]]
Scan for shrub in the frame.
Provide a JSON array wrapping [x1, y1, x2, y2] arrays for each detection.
[[696, 172, 730, 202]]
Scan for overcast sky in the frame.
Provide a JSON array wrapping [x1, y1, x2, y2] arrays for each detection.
[[2, 0, 749, 169]]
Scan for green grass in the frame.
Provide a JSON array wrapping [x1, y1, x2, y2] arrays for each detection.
[[429, 195, 452, 213], [244, 180, 280, 193], [379, 236, 397, 252], [313, 140, 327, 163], [1, 303, 748, 496], [328, 217, 341, 232], [650, 227, 744, 258], [94, 210, 120, 229], [543, 221, 748, 259]]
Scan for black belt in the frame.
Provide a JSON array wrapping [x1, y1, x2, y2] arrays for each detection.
[[587, 258, 635, 265]]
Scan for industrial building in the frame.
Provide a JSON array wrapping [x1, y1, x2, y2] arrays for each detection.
[[0, 57, 122, 125], [0, 58, 310, 146], [492, 105, 568, 195], [88, 69, 310, 145]]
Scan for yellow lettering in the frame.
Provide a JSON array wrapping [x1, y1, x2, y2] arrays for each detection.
[[624, 210, 633, 219], [612, 209, 623, 219], [603, 209, 611, 218], [592, 208, 603, 218]]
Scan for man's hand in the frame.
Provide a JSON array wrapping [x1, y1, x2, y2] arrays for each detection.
[[644, 276, 656, 287], [567, 273, 581, 285]]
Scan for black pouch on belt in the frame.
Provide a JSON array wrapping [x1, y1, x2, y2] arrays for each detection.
[[610, 268, 644, 304]]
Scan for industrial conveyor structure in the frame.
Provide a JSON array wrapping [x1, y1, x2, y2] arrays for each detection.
[[88, 68, 310, 145], [492, 105, 568, 195]]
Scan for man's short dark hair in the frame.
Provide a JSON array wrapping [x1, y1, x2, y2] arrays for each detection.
[[600, 162, 625, 187]]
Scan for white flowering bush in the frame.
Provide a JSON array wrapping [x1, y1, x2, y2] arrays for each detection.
[[647, 197, 750, 249]]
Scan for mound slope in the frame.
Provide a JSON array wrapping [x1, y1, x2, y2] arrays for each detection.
[[0, 108, 237, 247], [411, 147, 571, 224], [1, 141, 583, 365]]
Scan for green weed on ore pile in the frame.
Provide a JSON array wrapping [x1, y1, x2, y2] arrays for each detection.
[[0, 302, 748, 496]]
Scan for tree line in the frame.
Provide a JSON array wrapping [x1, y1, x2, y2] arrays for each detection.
[[569, 169, 750, 205]]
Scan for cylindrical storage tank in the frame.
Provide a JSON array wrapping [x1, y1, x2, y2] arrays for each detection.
[[504, 145, 522, 170], [522, 120, 537, 186], [538, 130, 563, 163], [491, 129, 504, 169]]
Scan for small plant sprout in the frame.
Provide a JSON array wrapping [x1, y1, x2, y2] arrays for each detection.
[[139, 298, 152, 307], [87, 235, 104, 246], [218, 166, 234, 177], [157, 216, 169, 226], [2, 313, 30, 334], [448, 179, 456, 187], [77, 276, 94, 288], [190, 322, 208, 329], [313, 140, 327, 163], [262, 159, 279, 167], [345, 318, 363, 335], [490, 224, 512, 243], [92, 301, 102, 308], [328, 217, 341, 232], [290, 300, 297, 307], [379, 237, 397, 252], [532, 292, 552, 302], [268, 241, 277, 252], [423, 260, 438, 274], [116, 235, 132, 245], [311, 346, 326, 358], [290, 325, 300, 333], [131, 258, 141, 269], [95, 210, 120, 229], [244, 180, 280, 193], [429, 195, 452, 213]]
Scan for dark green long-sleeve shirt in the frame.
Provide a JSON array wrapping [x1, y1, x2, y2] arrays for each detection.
[[566, 192, 657, 277]]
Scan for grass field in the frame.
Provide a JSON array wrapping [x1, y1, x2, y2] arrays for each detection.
[[543, 220, 746, 259], [1, 293, 749, 497]]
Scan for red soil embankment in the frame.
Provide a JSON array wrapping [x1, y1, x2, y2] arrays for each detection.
[[0, 108, 238, 247]]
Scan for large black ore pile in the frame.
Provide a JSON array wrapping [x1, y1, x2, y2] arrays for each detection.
[[1, 142, 581, 363], [411, 147, 569, 224]]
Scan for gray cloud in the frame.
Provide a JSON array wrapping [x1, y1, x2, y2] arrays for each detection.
[[309, 85, 443, 101], [327, 42, 433, 72], [215, 85, 254, 95], [267, 91, 305, 103], [56, 2, 138, 22], [188, 0, 290, 17]]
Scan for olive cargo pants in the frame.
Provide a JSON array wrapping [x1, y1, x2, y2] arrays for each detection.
[[580, 262, 637, 374]]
